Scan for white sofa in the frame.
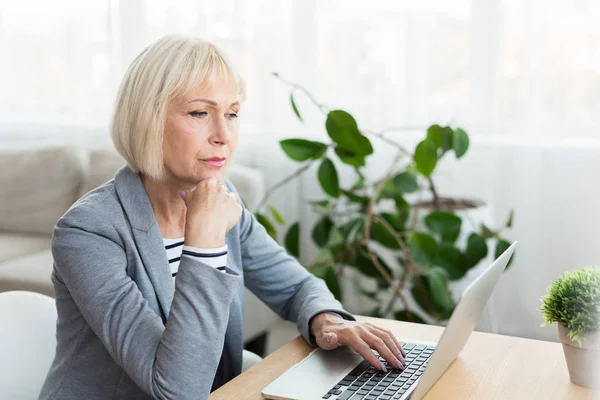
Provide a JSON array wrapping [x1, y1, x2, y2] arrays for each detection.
[[0, 146, 280, 346]]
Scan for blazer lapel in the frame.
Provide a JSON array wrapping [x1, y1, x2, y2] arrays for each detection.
[[114, 166, 175, 319]]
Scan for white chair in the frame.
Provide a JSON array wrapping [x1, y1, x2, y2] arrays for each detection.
[[241, 349, 263, 373], [0, 290, 262, 399], [0, 291, 57, 400]]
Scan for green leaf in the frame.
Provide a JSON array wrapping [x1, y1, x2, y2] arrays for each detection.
[[360, 288, 378, 300], [256, 213, 277, 240], [312, 216, 333, 247], [363, 306, 382, 318], [495, 239, 514, 269], [284, 222, 300, 258], [425, 211, 462, 243], [380, 212, 405, 232], [395, 310, 426, 324], [395, 204, 410, 230], [453, 127, 469, 158], [325, 110, 374, 156], [290, 93, 303, 122], [318, 158, 340, 197], [327, 227, 345, 247], [465, 233, 488, 269], [269, 205, 285, 225], [427, 125, 453, 153], [426, 125, 444, 147], [414, 273, 457, 321], [434, 243, 466, 280], [393, 171, 419, 193], [506, 209, 514, 228], [334, 146, 366, 167], [415, 268, 455, 318], [312, 265, 342, 301], [315, 248, 333, 263], [310, 199, 330, 208], [340, 217, 365, 244], [480, 223, 496, 239], [341, 189, 370, 207], [411, 275, 442, 319], [380, 178, 398, 199], [370, 219, 400, 249], [351, 166, 367, 190], [347, 247, 392, 278], [395, 194, 410, 210], [408, 233, 439, 269], [414, 139, 438, 176], [280, 139, 327, 162]]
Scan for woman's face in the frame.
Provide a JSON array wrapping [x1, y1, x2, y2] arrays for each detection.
[[162, 81, 240, 185]]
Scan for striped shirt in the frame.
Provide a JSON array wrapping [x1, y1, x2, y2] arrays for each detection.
[[163, 237, 228, 280]]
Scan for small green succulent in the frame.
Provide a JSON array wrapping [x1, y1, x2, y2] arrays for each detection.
[[540, 266, 600, 345]]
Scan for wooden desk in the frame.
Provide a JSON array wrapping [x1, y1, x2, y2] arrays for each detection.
[[210, 316, 599, 400]]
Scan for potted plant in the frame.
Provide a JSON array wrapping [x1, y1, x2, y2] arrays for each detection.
[[253, 73, 515, 326], [540, 266, 600, 388]]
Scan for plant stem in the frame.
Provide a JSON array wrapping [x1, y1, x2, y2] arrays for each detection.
[[254, 161, 314, 213], [306, 240, 364, 271], [362, 128, 412, 157], [427, 176, 441, 210], [272, 73, 329, 115], [373, 214, 437, 319], [363, 152, 412, 313]]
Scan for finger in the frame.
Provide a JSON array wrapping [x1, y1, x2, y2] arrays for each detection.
[[362, 330, 404, 370], [365, 323, 403, 359], [343, 333, 387, 372], [365, 322, 405, 357], [316, 332, 339, 351], [226, 192, 239, 203], [179, 190, 191, 207], [366, 326, 404, 367]]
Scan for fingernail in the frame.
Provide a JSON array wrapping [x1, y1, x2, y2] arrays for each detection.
[[326, 333, 333, 343], [396, 359, 404, 370], [378, 362, 387, 373], [179, 190, 186, 200]]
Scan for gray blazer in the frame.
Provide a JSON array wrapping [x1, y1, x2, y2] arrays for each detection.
[[38, 165, 354, 400]]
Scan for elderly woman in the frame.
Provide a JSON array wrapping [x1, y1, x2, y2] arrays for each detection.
[[38, 36, 405, 400]]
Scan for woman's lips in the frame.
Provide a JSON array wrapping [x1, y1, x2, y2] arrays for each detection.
[[201, 158, 226, 168]]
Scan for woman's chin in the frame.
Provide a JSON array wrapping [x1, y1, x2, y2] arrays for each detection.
[[197, 169, 225, 182]]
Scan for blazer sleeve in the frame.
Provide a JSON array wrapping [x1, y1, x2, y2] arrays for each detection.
[[225, 180, 355, 346], [51, 201, 241, 400]]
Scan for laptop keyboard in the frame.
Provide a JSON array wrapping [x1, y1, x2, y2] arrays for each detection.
[[322, 343, 435, 400]]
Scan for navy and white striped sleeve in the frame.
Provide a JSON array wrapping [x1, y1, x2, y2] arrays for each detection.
[[182, 245, 228, 273]]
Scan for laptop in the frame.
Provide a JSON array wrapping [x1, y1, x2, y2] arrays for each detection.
[[262, 242, 517, 400]]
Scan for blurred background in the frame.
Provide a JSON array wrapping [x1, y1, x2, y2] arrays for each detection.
[[0, 0, 599, 356]]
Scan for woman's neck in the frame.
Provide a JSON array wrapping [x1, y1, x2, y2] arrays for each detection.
[[140, 174, 189, 239]]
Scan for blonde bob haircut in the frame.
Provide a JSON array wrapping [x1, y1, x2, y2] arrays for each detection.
[[111, 35, 246, 180]]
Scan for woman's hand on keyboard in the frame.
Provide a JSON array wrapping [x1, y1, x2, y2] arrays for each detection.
[[311, 313, 406, 372]]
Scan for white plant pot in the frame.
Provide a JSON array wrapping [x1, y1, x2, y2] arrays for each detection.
[[558, 324, 600, 388]]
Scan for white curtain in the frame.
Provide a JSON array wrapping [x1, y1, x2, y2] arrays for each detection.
[[1, 0, 599, 342], [0, 0, 598, 137]]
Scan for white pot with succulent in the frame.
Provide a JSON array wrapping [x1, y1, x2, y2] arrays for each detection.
[[540, 266, 600, 388]]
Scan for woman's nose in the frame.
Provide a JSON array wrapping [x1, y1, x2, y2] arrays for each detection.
[[209, 118, 233, 145]]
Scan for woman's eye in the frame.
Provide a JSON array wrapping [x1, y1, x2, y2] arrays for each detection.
[[190, 111, 207, 118], [226, 113, 239, 120]]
